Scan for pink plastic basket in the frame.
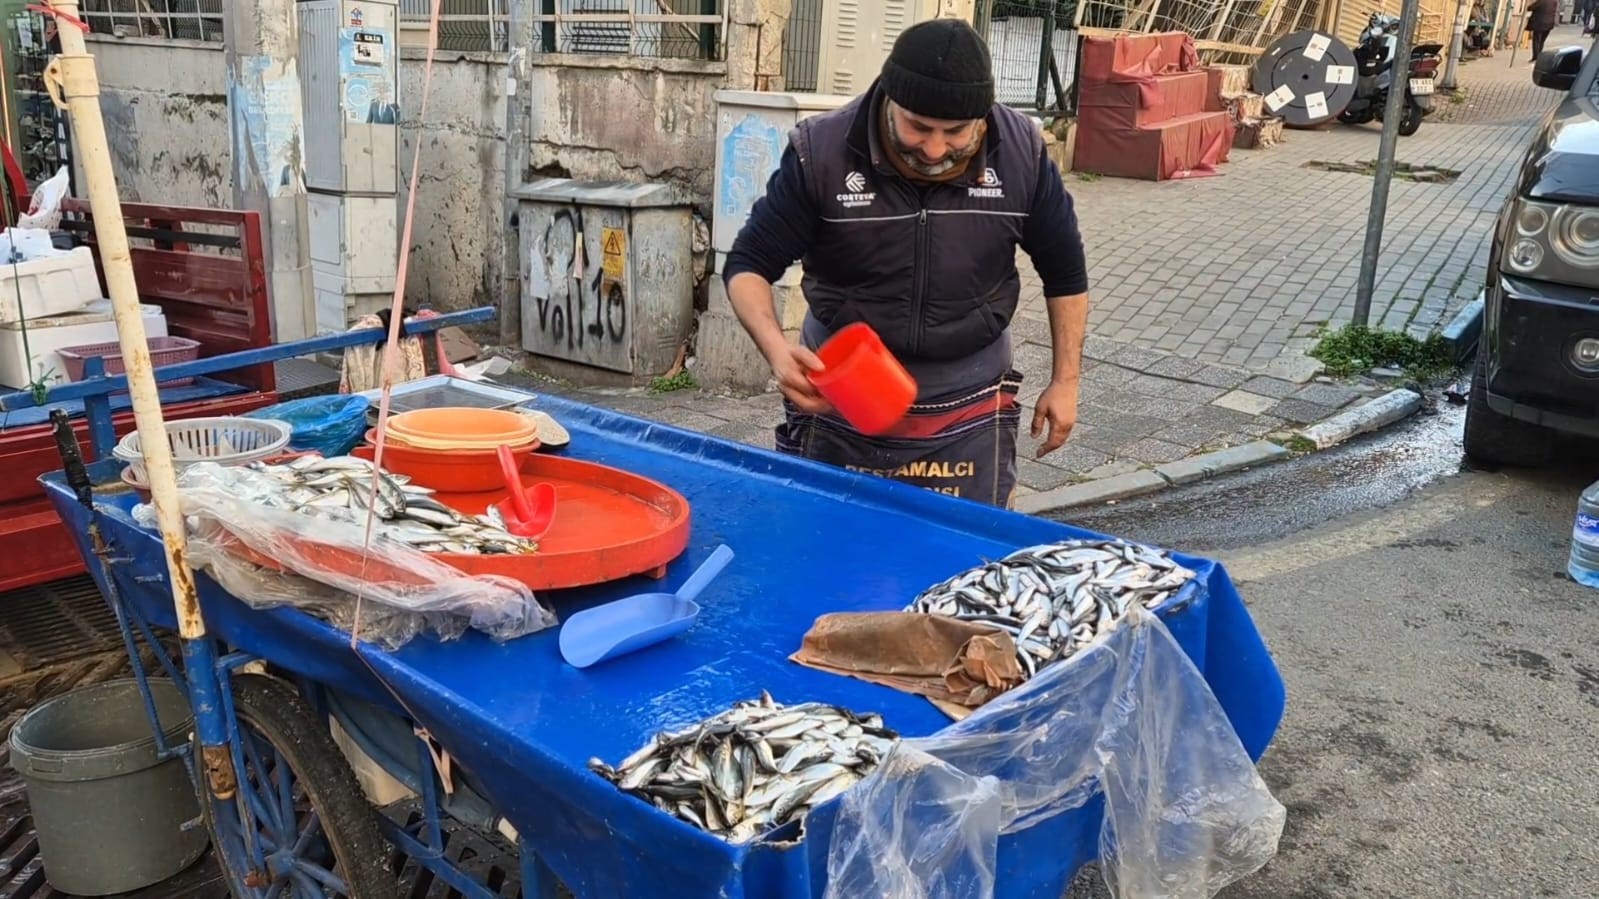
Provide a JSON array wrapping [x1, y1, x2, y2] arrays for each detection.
[[56, 336, 202, 387]]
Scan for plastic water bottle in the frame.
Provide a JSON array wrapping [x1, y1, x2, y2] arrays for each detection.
[[1570, 479, 1599, 589]]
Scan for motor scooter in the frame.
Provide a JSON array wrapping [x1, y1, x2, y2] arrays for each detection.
[[1338, 13, 1445, 136]]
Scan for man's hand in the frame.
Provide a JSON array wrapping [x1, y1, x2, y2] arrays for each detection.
[[769, 344, 833, 414], [1031, 379, 1079, 457]]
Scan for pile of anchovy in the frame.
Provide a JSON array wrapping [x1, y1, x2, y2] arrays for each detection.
[[229, 453, 539, 555], [589, 692, 898, 843], [906, 539, 1196, 678]]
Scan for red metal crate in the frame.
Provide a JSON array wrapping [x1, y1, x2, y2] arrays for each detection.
[[56, 335, 202, 387]]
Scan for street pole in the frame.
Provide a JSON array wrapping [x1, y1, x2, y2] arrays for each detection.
[[1442, 0, 1468, 89], [1353, 0, 1421, 330]]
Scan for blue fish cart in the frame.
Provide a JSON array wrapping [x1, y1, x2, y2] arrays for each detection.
[[39, 379, 1286, 898]]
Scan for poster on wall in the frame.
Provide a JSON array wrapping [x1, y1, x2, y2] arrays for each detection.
[[229, 56, 305, 198], [339, 27, 398, 124]]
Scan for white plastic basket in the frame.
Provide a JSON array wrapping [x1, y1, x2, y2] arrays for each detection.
[[113, 417, 293, 481]]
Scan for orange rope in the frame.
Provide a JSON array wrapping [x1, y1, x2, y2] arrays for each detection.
[[350, 0, 444, 651]]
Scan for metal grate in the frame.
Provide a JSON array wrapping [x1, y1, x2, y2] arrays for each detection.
[[383, 801, 527, 897], [531, 0, 724, 60], [781, 0, 823, 91], [79, 0, 224, 42], [0, 577, 120, 672], [274, 357, 343, 400], [987, 0, 1080, 111], [399, 0, 513, 53]]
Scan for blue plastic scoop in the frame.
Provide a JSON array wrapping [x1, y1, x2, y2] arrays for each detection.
[[558, 544, 734, 669]]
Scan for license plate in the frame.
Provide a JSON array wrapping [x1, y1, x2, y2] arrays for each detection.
[[1409, 78, 1435, 95]]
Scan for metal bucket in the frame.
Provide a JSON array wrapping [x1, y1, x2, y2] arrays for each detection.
[[7, 677, 209, 895]]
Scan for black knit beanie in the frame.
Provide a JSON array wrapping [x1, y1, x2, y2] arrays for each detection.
[[879, 18, 995, 121]]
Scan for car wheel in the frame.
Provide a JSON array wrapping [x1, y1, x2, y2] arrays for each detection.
[[1463, 350, 1554, 468]]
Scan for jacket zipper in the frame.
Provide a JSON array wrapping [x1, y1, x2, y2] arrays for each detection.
[[909, 205, 929, 356]]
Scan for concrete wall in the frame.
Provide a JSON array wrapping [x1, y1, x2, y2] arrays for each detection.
[[397, 48, 509, 313], [522, 55, 726, 208], [83, 37, 231, 209], [80, 36, 506, 316]]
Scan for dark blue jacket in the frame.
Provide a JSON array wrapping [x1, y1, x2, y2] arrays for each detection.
[[724, 79, 1089, 363]]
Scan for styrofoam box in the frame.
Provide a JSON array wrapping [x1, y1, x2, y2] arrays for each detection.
[[0, 246, 102, 325], [0, 299, 167, 389]]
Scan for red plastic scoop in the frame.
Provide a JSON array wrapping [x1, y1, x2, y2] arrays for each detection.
[[495, 444, 555, 539]]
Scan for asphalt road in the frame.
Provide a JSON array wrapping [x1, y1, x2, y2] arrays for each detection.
[[1063, 409, 1599, 898]]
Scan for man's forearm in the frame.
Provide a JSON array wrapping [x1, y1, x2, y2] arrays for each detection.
[[726, 271, 790, 363], [1044, 292, 1089, 384]]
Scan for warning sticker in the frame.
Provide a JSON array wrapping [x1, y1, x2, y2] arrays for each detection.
[[1306, 91, 1329, 119], [1326, 64, 1355, 85], [1265, 84, 1296, 111], [1304, 33, 1331, 62], [601, 227, 626, 278]]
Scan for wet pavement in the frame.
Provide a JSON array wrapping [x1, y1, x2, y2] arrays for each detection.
[[1056, 401, 1474, 553], [1063, 407, 1599, 899]]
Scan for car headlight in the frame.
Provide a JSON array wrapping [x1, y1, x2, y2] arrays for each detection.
[[1549, 206, 1599, 267], [1502, 197, 1599, 286]]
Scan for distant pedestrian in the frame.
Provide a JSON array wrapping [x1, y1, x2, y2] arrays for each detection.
[[1528, 0, 1557, 58]]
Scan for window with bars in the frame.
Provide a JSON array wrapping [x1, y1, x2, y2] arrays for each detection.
[[528, 0, 725, 60], [80, 0, 223, 42], [398, 0, 512, 53]]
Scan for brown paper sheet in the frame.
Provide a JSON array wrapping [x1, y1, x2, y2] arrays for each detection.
[[790, 612, 1025, 720]]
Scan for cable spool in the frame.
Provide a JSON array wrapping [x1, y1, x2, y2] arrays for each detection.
[[1252, 30, 1359, 128]]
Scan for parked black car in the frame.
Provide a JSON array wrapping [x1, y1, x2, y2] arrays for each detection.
[[1467, 38, 1599, 466]]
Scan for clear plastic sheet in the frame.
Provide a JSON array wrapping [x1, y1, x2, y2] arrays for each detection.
[[133, 462, 557, 649], [824, 606, 1285, 899]]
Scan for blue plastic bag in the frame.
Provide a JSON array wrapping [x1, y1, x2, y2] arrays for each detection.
[[245, 394, 370, 457]]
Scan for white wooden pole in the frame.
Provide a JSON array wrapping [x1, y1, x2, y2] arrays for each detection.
[[44, 1, 206, 640]]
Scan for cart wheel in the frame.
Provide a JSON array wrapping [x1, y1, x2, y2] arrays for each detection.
[[198, 673, 398, 898]]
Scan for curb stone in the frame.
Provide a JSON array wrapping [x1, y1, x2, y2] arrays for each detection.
[[1015, 441, 1289, 515], [1297, 388, 1424, 450], [1016, 384, 1424, 516], [1440, 293, 1484, 362]]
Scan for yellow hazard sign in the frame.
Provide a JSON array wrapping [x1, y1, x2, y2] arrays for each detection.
[[601, 227, 625, 278]]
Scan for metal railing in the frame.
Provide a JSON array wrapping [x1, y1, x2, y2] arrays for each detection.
[[986, 0, 1081, 112], [80, 0, 223, 42], [524, 0, 726, 60], [782, 0, 823, 91], [398, 0, 512, 54]]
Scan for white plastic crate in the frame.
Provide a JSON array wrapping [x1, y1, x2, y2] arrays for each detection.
[[0, 246, 102, 325]]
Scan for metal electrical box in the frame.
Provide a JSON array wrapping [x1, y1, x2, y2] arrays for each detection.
[[711, 89, 851, 277], [815, 0, 976, 96], [516, 179, 694, 377], [298, 0, 400, 334], [298, 0, 399, 194], [308, 192, 399, 329]]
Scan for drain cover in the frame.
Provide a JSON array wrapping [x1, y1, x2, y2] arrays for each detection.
[[1253, 30, 1358, 127], [0, 576, 121, 672]]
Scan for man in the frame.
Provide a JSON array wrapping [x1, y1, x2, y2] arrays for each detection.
[[1528, 0, 1557, 57], [722, 17, 1089, 508]]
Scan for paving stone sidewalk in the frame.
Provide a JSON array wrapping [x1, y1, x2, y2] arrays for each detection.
[[517, 328, 1382, 507], [509, 30, 1573, 509]]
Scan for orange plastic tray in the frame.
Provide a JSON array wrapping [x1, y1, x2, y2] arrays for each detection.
[[428, 453, 692, 590], [203, 454, 691, 595], [346, 450, 691, 590]]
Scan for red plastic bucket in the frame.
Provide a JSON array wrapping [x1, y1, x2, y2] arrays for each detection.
[[807, 323, 917, 436]]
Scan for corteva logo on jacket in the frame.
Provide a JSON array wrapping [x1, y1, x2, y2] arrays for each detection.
[[969, 168, 1003, 199], [837, 171, 876, 208]]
